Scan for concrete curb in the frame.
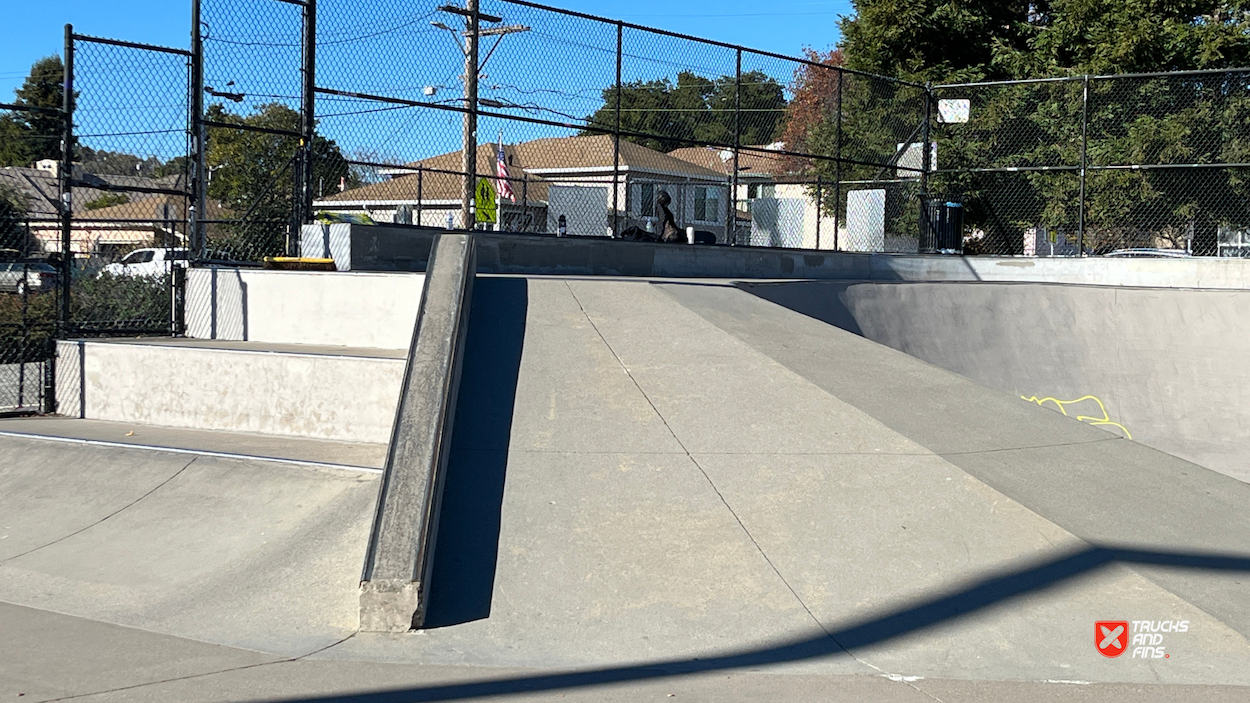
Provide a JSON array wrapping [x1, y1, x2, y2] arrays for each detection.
[[359, 233, 476, 632]]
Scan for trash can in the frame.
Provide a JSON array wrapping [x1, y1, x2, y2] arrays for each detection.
[[922, 199, 964, 254]]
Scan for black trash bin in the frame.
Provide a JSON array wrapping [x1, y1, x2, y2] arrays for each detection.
[[922, 199, 964, 254]]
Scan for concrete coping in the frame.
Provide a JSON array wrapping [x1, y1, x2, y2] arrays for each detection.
[[358, 233, 476, 632]]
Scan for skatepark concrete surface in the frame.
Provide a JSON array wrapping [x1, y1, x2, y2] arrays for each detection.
[[3, 275, 1250, 702]]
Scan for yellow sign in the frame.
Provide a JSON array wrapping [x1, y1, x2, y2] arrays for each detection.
[[475, 178, 497, 223]]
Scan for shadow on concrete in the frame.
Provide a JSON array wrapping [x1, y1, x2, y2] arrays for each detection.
[[422, 277, 529, 629], [275, 544, 1250, 701], [735, 280, 866, 337]]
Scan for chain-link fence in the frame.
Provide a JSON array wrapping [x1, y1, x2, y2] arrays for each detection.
[[67, 33, 194, 335], [1, 100, 62, 413], [200, 0, 929, 254], [933, 69, 1250, 256]]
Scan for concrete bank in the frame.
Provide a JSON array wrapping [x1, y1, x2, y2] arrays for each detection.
[[302, 223, 1250, 289], [360, 233, 476, 631], [741, 280, 1250, 481]]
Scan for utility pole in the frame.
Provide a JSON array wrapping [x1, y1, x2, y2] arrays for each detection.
[[433, 4, 527, 231], [460, 0, 479, 230]]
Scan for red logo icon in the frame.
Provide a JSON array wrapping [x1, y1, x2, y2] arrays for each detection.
[[1097, 621, 1129, 657]]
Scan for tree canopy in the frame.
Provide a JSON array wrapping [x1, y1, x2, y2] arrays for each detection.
[[584, 70, 787, 152], [814, 0, 1250, 254], [0, 56, 68, 167], [205, 102, 353, 257]]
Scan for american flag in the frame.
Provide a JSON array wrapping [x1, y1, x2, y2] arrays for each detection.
[[496, 143, 516, 202]]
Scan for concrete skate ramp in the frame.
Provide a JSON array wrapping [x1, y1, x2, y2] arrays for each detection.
[[4, 275, 1250, 699], [740, 280, 1250, 481], [326, 276, 1250, 687]]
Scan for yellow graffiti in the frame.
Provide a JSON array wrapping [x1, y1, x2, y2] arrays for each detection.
[[1020, 394, 1132, 439]]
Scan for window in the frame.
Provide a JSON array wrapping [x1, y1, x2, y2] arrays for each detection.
[[640, 183, 655, 216], [694, 187, 719, 222], [747, 183, 775, 199]]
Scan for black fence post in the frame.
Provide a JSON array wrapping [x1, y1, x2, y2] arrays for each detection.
[[920, 81, 933, 253], [731, 49, 742, 246], [416, 166, 424, 225], [815, 176, 822, 249], [521, 175, 528, 232], [612, 21, 622, 238], [298, 0, 317, 244], [172, 265, 186, 336], [190, 0, 206, 261], [1078, 74, 1089, 256], [59, 25, 74, 332], [833, 68, 844, 252]]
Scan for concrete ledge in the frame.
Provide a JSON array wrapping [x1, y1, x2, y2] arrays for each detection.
[[185, 268, 426, 349], [308, 223, 1250, 289], [360, 234, 476, 632], [54, 338, 405, 442]]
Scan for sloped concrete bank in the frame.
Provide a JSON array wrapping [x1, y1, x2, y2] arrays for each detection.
[[742, 280, 1250, 481]]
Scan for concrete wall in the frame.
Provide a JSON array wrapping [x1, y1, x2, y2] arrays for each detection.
[[186, 267, 425, 350], [56, 339, 404, 442], [304, 223, 1250, 289], [742, 280, 1250, 480]]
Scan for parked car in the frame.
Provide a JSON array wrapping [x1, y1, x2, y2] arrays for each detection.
[[0, 261, 59, 295], [1103, 248, 1191, 258], [99, 247, 192, 278]]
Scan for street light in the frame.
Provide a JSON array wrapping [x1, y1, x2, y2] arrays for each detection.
[[432, 2, 529, 229]]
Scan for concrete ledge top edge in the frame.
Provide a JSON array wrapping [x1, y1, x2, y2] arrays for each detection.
[[189, 267, 426, 278], [57, 338, 409, 360]]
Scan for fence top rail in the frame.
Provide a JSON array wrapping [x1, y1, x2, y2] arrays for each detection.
[[496, 0, 924, 88], [0, 102, 63, 115], [936, 65, 1250, 90], [1088, 66, 1250, 81], [935, 75, 1084, 89], [71, 32, 193, 57]]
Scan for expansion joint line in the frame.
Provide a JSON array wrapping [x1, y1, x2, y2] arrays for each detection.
[[0, 456, 199, 565], [38, 632, 361, 702], [562, 283, 938, 699]]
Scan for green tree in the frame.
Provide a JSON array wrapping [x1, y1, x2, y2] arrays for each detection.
[[1001, 0, 1250, 77], [838, 0, 1029, 83], [818, 0, 1250, 253], [0, 56, 68, 167], [584, 70, 787, 152], [205, 102, 353, 258]]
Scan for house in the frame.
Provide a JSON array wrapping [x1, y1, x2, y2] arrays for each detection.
[[314, 134, 732, 240], [666, 143, 847, 250], [1, 165, 206, 258]]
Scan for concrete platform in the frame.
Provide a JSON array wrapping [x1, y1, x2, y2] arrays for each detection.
[[55, 338, 406, 442], [3, 275, 1249, 700]]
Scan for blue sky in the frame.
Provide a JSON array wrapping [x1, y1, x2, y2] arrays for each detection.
[[2, 0, 853, 165], [1, 0, 851, 97]]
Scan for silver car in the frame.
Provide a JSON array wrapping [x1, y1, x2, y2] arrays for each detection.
[[0, 262, 60, 296]]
